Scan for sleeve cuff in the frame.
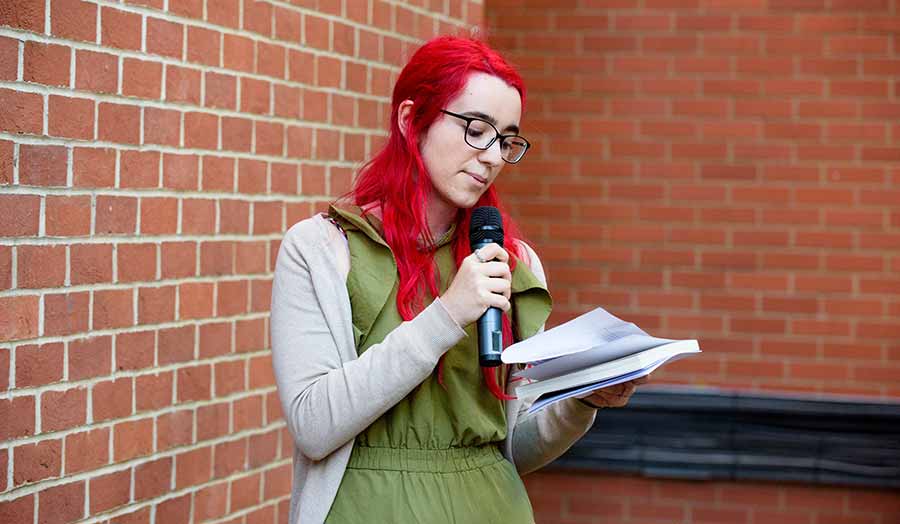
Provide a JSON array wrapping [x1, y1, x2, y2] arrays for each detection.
[[406, 298, 468, 361]]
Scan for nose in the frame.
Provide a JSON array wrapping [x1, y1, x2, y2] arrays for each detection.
[[477, 137, 504, 167]]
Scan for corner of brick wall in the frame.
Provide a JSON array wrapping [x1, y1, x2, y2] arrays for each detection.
[[0, 1, 483, 523]]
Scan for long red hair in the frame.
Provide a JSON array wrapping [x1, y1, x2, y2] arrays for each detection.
[[345, 35, 529, 400]]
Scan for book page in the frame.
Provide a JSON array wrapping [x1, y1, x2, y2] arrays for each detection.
[[502, 306, 649, 364], [512, 334, 679, 381]]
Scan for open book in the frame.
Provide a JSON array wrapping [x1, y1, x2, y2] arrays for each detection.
[[502, 307, 700, 414]]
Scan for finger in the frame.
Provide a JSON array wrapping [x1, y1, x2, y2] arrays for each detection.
[[480, 261, 512, 279], [631, 376, 650, 385], [476, 243, 508, 263]]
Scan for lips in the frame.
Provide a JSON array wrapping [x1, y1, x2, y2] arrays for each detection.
[[466, 172, 487, 184]]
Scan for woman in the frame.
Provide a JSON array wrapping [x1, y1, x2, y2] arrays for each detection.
[[270, 35, 645, 524]]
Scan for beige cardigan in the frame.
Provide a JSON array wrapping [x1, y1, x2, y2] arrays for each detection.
[[270, 214, 597, 524]]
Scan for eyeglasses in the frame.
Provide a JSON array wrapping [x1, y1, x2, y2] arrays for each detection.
[[440, 110, 530, 164]]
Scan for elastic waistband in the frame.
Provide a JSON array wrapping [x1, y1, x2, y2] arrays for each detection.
[[347, 445, 504, 473]]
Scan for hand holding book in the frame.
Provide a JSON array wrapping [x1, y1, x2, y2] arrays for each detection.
[[577, 376, 649, 409], [502, 307, 701, 414]]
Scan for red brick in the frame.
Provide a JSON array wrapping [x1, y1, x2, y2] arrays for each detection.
[[0, 38, 14, 80], [255, 122, 285, 156], [116, 244, 156, 282], [140, 197, 178, 234], [15, 342, 64, 388], [207, 0, 239, 27], [0, 245, 9, 290], [238, 159, 267, 194], [258, 41, 286, 79], [24, 42, 70, 87], [46, 195, 92, 237], [73, 147, 115, 188], [75, 50, 117, 94], [0, 0, 45, 32], [68, 335, 112, 381], [20, 144, 67, 186], [287, 49, 315, 83], [250, 280, 273, 313], [217, 280, 249, 317], [0, 396, 35, 440], [156, 494, 191, 524], [135, 457, 172, 501], [197, 402, 230, 441], [122, 58, 162, 99], [135, 371, 173, 412], [233, 395, 263, 432], [17, 245, 65, 288], [114, 418, 154, 461], [157, 241, 195, 279], [187, 26, 220, 67], [221, 117, 252, 153], [98, 102, 141, 144], [159, 325, 195, 365], [177, 364, 211, 402], [0, 295, 39, 341], [214, 437, 247, 478], [241, 77, 271, 115], [214, 359, 245, 397], [199, 321, 232, 359], [38, 481, 85, 524], [156, 409, 193, 452], [236, 242, 267, 275], [92, 289, 134, 330], [0, 89, 42, 134], [231, 473, 261, 511], [179, 282, 214, 320], [101, 7, 142, 50], [166, 64, 201, 105], [138, 285, 176, 325], [70, 243, 113, 285], [182, 199, 216, 235], [111, 507, 151, 524], [223, 34, 254, 73], [48, 95, 94, 140], [93, 378, 134, 422], [183, 112, 218, 151], [93, 196, 137, 236], [65, 427, 109, 473], [120, 150, 160, 188], [0, 195, 39, 237], [142, 108, 180, 147], [0, 139, 11, 184], [194, 482, 228, 521], [116, 330, 155, 372], [205, 71, 237, 110], [90, 469, 130, 514], [147, 17, 183, 59], [169, 0, 202, 18], [793, 319, 851, 337], [43, 291, 89, 337], [264, 464, 291, 499], [243, 0, 273, 34], [163, 153, 199, 190], [41, 387, 87, 433], [200, 241, 235, 276], [14, 438, 61, 486]]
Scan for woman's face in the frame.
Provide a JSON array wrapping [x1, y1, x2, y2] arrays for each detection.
[[419, 72, 523, 213]]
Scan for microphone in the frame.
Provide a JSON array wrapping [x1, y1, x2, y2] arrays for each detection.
[[469, 206, 504, 367]]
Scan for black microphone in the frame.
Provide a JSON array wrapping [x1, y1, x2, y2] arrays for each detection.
[[469, 206, 504, 367]]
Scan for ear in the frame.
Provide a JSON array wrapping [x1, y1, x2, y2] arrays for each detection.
[[396, 99, 414, 140]]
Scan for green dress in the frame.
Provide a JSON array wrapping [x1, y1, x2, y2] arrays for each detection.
[[325, 205, 552, 524]]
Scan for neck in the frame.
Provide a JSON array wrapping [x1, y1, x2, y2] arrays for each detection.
[[425, 193, 457, 241]]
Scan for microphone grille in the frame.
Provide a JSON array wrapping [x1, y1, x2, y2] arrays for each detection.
[[469, 206, 504, 246]]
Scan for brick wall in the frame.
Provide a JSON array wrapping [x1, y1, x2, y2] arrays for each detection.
[[487, 0, 899, 398], [487, 1, 899, 522], [0, 1, 482, 523]]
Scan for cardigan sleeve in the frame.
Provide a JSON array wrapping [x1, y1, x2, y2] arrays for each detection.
[[506, 240, 597, 475], [270, 219, 467, 461]]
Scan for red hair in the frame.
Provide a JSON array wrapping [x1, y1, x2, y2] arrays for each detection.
[[346, 35, 528, 401]]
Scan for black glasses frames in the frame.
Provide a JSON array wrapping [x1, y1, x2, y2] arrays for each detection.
[[440, 110, 530, 164]]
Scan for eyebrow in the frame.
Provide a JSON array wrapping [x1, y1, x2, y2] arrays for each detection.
[[460, 111, 520, 135]]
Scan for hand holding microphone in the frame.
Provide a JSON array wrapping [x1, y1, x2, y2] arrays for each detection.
[[439, 206, 509, 367]]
